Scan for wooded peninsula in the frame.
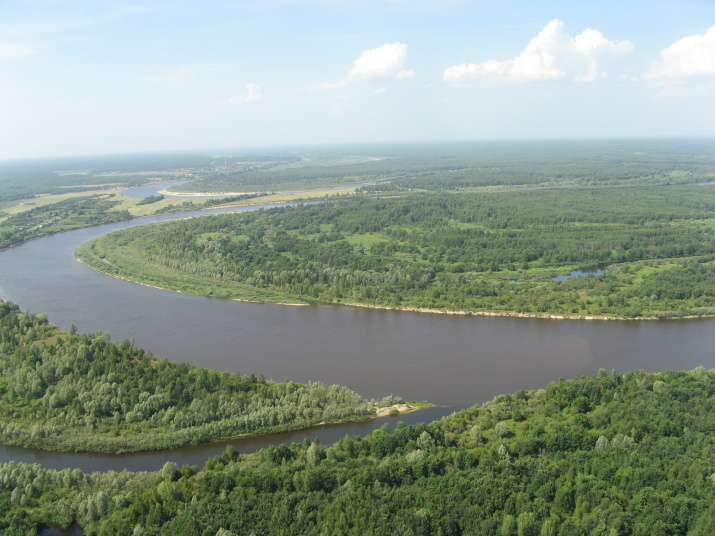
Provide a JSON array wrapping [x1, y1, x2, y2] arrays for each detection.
[[77, 185, 715, 319], [2, 365, 714, 534], [0, 301, 414, 454]]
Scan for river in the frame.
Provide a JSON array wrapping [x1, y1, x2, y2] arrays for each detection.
[[1, 200, 714, 472]]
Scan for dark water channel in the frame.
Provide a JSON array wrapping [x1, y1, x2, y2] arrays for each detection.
[[1, 202, 714, 473]]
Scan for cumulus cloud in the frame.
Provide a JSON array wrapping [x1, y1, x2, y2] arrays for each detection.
[[443, 19, 632, 84], [645, 26, 715, 98], [349, 43, 415, 80], [648, 26, 715, 80], [228, 83, 262, 103], [317, 42, 415, 90]]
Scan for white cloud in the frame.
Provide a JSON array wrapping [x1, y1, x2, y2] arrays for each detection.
[[229, 83, 262, 103], [0, 42, 33, 58], [654, 85, 691, 99], [0, 17, 106, 60], [648, 26, 715, 80], [375, 87, 387, 94], [316, 79, 349, 90], [141, 63, 225, 88], [317, 42, 415, 90], [443, 19, 632, 84]]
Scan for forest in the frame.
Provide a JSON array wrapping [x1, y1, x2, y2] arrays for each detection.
[[0, 302, 393, 453], [166, 139, 715, 194], [1, 366, 714, 535], [3, 141, 715, 534], [3, 140, 714, 254], [77, 185, 715, 318]]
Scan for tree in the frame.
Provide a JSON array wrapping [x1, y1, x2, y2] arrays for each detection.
[[501, 514, 516, 536], [417, 431, 435, 452], [495, 421, 510, 438]]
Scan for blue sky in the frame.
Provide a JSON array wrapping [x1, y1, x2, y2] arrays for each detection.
[[1, 0, 714, 159]]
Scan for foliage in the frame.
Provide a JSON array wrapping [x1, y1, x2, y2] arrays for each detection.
[[137, 194, 165, 205], [0, 151, 215, 204], [0, 302, 374, 453], [77, 186, 715, 317], [2, 368, 715, 534], [169, 139, 715, 194], [0, 194, 133, 250], [150, 192, 270, 215]]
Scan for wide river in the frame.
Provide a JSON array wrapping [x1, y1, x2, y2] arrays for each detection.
[[1, 201, 714, 472]]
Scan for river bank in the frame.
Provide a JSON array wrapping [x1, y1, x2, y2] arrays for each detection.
[[70, 250, 708, 321], [338, 301, 661, 321]]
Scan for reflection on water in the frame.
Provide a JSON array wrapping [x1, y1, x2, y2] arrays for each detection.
[[553, 265, 609, 282], [0, 406, 453, 472], [39, 524, 84, 536]]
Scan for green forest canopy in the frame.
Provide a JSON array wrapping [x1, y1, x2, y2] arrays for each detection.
[[2, 366, 714, 535], [77, 185, 715, 318], [0, 302, 391, 453], [166, 139, 715, 194]]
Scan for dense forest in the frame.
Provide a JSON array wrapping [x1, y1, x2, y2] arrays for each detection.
[[77, 186, 715, 318], [0, 302, 387, 453], [3, 142, 715, 535], [0, 191, 274, 251], [3, 141, 714, 254], [168, 140, 715, 194], [1, 367, 714, 535]]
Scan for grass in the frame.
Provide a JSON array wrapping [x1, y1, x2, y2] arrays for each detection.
[[344, 233, 390, 248], [0, 189, 120, 220], [74, 240, 307, 305]]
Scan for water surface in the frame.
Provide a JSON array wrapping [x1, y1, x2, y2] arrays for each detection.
[[553, 265, 609, 281], [0, 202, 713, 471]]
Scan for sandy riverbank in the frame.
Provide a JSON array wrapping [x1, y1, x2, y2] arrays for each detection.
[[337, 301, 660, 321], [375, 403, 426, 417], [157, 188, 260, 197]]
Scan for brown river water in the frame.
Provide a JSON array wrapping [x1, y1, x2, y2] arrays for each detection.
[[1, 202, 714, 472]]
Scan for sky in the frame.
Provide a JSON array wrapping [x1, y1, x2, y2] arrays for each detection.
[[1, 0, 714, 159]]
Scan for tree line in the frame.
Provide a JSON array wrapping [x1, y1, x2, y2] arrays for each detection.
[[77, 185, 715, 318], [0, 302, 376, 453], [1, 367, 714, 534]]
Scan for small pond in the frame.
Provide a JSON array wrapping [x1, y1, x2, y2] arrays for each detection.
[[553, 265, 609, 282], [39, 524, 84, 536]]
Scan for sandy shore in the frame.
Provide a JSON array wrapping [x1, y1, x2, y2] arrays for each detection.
[[375, 403, 424, 417], [72, 256, 698, 322], [157, 188, 259, 197], [338, 301, 660, 321]]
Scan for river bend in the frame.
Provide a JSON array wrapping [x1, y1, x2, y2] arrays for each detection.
[[1, 201, 713, 471]]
